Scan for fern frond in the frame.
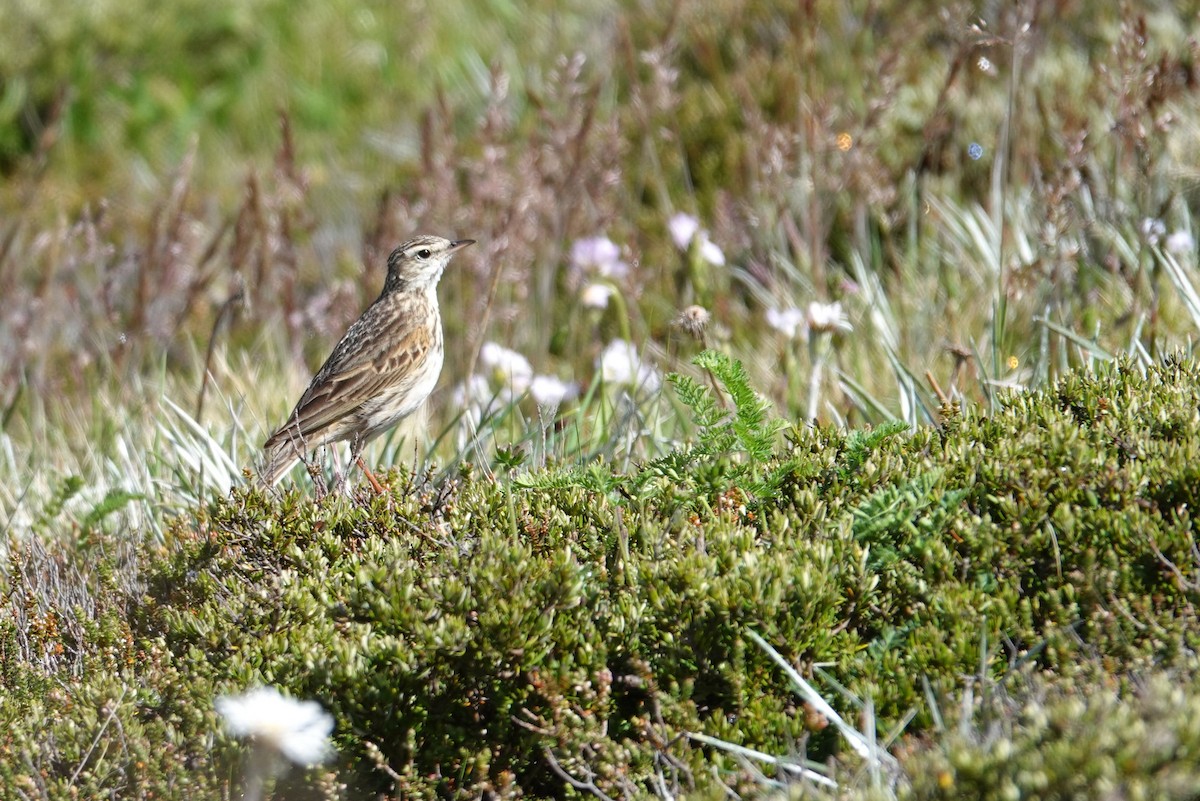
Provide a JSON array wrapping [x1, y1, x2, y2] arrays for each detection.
[[80, 489, 144, 534], [667, 370, 732, 451], [693, 350, 783, 458], [841, 421, 909, 478]]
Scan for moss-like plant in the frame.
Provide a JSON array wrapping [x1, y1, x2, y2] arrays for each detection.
[[7, 358, 1200, 798]]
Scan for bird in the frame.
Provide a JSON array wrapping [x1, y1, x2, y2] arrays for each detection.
[[261, 235, 474, 490]]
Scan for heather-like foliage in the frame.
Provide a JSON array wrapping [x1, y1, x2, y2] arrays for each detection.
[[4, 360, 1200, 797]]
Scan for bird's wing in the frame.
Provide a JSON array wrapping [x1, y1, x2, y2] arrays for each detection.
[[265, 297, 433, 447]]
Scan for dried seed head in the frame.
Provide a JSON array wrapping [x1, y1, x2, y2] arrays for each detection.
[[674, 305, 711, 340]]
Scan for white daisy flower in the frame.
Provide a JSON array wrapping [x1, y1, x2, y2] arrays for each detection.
[[580, 283, 615, 309], [479, 342, 534, 394], [598, 339, 660, 393], [529, 375, 579, 408], [668, 213, 701, 250], [1166, 230, 1194, 255], [216, 687, 333, 767], [765, 306, 806, 339], [806, 301, 852, 334]]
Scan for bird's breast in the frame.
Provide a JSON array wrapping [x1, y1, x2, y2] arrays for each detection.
[[359, 337, 444, 432]]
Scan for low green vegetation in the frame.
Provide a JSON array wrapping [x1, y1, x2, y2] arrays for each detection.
[[5, 355, 1200, 798], [5, 0, 1200, 797]]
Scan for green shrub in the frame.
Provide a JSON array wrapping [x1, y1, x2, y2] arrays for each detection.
[[898, 667, 1200, 801], [5, 357, 1200, 797], [129, 357, 1200, 797]]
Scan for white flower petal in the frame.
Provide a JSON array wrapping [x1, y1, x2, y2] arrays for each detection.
[[598, 340, 660, 392], [1141, 217, 1166, 245], [216, 687, 334, 767], [1166, 230, 1194, 255], [596, 259, 630, 280], [698, 235, 725, 266], [570, 236, 621, 270], [581, 283, 614, 309], [453, 375, 494, 408], [806, 301, 852, 334], [668, 213, 700, 250], [765, 306, 806, 339], [480, 342, 534, 393], [530, 375, 579, 407]]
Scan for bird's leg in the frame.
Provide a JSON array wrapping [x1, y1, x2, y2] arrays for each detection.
[[349, 437, 386, 494], [356, 456, 387, 494], [331, 453, 347, 495]]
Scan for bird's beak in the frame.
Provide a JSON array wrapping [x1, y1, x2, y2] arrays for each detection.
[[449, 239, 476, 253]]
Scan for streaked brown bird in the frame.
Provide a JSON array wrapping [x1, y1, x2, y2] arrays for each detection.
[[261, 235, 474, 489]]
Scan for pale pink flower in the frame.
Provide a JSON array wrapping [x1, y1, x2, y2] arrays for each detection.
[[765, 307, 806, 339], [571, 236, 628, 279]]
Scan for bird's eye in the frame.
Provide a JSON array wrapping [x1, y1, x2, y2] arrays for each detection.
[[416, 248, 432, 259]]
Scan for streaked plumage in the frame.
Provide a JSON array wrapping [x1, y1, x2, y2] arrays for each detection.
[[261, 235, 473, 487]]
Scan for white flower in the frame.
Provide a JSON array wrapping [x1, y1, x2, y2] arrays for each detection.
[[216, 687, 333, 767], [453, 374, 493, 409], [698, 235, 725, 266], [571, 236, 629, 279], [598, 339, 660, 393], [1166, 230, 1194, 255], [529, 375, 579, 408], [806, 301, 852, 334], [580, 283, 614, 310], [452, 375, 498, 446], [670, 213, 725, 265], [1141, 218, 1166, 245], [668, 213, 701, 250], [453, 375, 498, 422], [571, 236, 620, 268], [479, 342, 534, 394], [765, 306, 806, 339]]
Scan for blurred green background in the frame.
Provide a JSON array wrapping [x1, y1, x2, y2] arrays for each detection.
[[1, 0, 607, 198]]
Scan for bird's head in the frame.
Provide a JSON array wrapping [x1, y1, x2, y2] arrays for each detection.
[[384, 236, 474, 293]]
